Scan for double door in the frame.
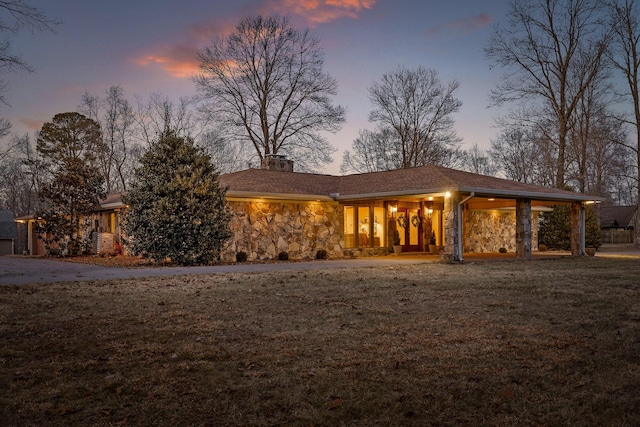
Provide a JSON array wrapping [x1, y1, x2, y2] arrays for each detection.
[[396, 208, 422, 252]]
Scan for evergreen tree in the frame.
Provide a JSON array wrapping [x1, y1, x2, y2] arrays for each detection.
[[122, 131, 231, 265], [36, 113, 106, 256], [539, 205, 601, 250]]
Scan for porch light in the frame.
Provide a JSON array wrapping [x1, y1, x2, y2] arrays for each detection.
[[445, 192, 451, 198]]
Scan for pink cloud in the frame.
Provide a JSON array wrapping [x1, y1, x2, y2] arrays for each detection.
[[265, 0, 376, 25], [135, 1, 376, 78], [20, 118, 44, 131], [427, 13, 493, 36]]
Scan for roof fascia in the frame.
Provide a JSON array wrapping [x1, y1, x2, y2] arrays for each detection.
[[226, 191, 335, 202]]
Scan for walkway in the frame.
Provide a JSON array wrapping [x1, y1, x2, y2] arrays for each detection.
[[2, 246, 638, 286], [0, 255, 434, 286]]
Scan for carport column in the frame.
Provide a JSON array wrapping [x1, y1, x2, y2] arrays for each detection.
[[515, 198, 532, 259], [440, 192, 461, 263], [570, 201, 585, 256]]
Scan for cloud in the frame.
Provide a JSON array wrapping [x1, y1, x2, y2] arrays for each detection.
[[263, 0, 376, 25], [427, 13, 493, 36], [135, 1, 376, 78], [20, 118, 44, 131]]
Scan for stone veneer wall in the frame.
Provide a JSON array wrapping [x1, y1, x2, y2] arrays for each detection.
[[221, 200, 344, 262], [464, 210, 539, 253]]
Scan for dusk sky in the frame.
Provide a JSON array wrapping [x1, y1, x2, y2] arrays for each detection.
[[5, 0, 512, 174]]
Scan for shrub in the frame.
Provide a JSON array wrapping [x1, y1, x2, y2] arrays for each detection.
[[538, 205, 601, 250], [111, 241, 123, 256], [236, 251, 248, 262], [315, 249, 328, 260], [499, 247, 507, 253], [538, 244, 548, 252], [278, 251, 289, 261]]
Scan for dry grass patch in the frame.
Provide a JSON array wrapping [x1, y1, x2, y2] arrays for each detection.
[[1, 257, 639, 426]]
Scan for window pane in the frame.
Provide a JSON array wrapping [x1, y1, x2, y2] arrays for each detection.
[[409, 209, 419, 245], [397, 212, 406, 245], [373, 207, 385, 247], [358, 207, 370, 246], [344, 206, 355, 248]]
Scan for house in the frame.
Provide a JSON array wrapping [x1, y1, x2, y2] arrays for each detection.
[[17, 156, 601, 261], [600, 205, 637, 244], [0, 210, 18, 255], [216, 156, 601, 262], [16, 193, 127, 257]]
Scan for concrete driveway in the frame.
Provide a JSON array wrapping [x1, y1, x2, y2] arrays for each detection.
[[0, 255, 434, 286]]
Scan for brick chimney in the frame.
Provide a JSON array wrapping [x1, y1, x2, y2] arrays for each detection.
[[260, 154, 294, 172]]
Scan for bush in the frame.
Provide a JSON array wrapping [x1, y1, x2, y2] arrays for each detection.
[[278, 251, 289, 261], [236, 251, 248, 262], [315, 249, 328, 260], [111, 241, 123, 256], [538, 244, 548, 252], [121, 130, 231, 266], [539, 205, 601, 250], [499, 247, 507, 253]]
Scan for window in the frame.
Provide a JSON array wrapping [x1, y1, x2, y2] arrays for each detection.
[[344, 205, 386, 248], [344, 206, 355, 248]]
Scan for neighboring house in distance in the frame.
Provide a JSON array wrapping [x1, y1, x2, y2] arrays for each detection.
[[600, 205, 637, 244], [0, 210, 18, 255]]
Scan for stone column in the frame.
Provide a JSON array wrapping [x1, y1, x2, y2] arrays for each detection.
[[515, 198, 532, 259], [440, 192, 460, 263], [570, 201, 584, 256]]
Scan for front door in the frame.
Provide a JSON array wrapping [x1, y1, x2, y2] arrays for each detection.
[[397, 208, 422, 252]]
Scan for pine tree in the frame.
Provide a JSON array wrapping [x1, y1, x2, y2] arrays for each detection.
[[36, 113, 106, 256], [122, 131, 231, 265], [539, 205, 601, 250]]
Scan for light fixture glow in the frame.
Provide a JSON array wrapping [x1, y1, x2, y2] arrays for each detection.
[[445, 192, 451, 198]]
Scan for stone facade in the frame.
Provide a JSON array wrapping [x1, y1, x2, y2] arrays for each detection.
[[221, 200, 344, 262], [463, 210, 539, 253]]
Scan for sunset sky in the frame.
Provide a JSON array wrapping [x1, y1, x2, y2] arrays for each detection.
[[5, 0, 513, 174]]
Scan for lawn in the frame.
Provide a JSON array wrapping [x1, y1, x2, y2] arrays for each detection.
[[1, 256, 639, 426]]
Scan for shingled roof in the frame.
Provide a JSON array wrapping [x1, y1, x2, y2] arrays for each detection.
[[600, 205, 637, 229], [0, 210, 17, 239], [218, 165, 601, 202]]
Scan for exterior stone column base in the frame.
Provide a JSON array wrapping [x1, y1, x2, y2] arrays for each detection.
[[440, 253, 456, 264]]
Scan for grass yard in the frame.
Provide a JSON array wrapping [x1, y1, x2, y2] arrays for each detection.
[[1, 256, 639, 426]]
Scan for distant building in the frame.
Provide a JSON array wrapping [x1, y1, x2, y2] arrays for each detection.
[[600, 205, 637, 244], [0, 210, 17, 255]]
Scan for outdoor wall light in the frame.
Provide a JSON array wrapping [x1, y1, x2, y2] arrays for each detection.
[[445, 192, 451, 198]]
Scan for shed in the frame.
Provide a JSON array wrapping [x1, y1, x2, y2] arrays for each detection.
[[0, 210, 17, 255], [600, 205, 637, 244]]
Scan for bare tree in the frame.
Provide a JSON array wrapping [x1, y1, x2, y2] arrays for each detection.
[[0, 133, 41, 215], [486, 0, 610, 189], [198, 130, 254, 174], [194, 14, 345, 172], [366, 66, 462, 169], [340, 128, 401, 174], [79, 86, 137, 193], [133, 91, 201, 146], [491, 124, 541, 183], [0, 1, 58, 132], [461, 143, 498, 176], [608, 0, 640, 246]]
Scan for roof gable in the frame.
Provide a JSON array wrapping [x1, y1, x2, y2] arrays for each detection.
[[600, 205, 637, 228]]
